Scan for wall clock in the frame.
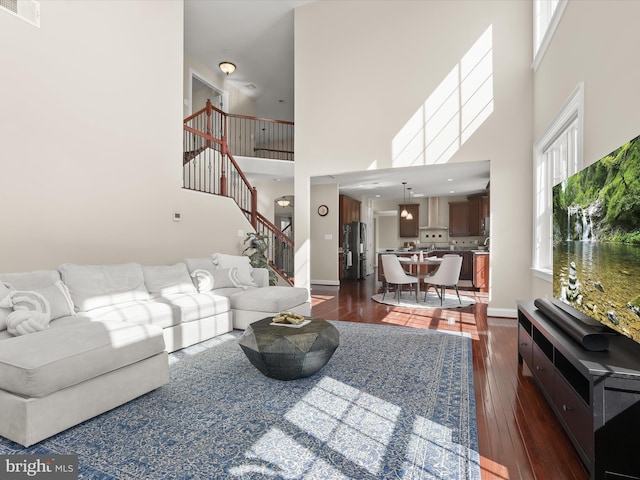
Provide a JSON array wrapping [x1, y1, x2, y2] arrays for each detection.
[[317, 204, 329, 217]]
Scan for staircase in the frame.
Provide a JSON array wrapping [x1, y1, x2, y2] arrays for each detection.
[[183, 100, 294, 285]]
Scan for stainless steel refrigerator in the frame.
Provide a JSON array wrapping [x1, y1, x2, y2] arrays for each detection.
[[343, 221, 367, 280]]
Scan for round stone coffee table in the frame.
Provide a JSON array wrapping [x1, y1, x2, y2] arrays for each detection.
[[238, 317, 339, 380]]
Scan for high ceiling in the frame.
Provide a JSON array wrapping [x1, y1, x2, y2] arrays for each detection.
[[183, 1, 490, 203], [184, 0, 312, 122]]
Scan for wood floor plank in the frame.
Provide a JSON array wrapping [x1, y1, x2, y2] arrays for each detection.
[[310, 275, 589, 480]]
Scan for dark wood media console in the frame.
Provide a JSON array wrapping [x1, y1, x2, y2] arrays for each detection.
[[517, 301, 640, 480]]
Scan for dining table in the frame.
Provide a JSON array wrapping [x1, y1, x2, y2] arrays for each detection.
[[398, 256, 443, 301]]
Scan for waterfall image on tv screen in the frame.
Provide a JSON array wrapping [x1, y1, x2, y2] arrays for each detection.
[[553, 133, 640, 343]]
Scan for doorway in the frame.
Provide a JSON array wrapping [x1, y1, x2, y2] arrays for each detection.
[[274, 195, 294, 278], [189, 69, 229, 115]]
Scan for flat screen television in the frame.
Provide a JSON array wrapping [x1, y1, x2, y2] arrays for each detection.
[[553, 133, 640, 344]]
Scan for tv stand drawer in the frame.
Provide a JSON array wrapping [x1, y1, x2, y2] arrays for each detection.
[[553, 371, 593, 458]]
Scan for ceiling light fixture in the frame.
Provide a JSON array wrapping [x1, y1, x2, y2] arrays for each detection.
[[400, 182, 408, 218], [277, 198, 291, 207], [406, 188, 414, 220], [219, 61, 236, 76]]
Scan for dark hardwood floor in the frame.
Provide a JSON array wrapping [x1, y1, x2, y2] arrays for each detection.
[[309, 274, 589, 480]]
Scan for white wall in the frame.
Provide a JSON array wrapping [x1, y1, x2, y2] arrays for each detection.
[[0, 0, 252, 272], [310, 183, 339, 285], [531, 0, 640, 300], [295, 0, 533, 314]]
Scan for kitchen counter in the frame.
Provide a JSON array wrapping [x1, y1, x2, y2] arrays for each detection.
[[378, 248, 489, 254]]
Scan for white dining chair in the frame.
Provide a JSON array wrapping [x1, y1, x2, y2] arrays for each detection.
[[422, 254, 463, 305], [381, 254, 418, 303]]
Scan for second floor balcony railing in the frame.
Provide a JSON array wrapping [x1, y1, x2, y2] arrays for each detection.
[[226, 113, 294, 161]]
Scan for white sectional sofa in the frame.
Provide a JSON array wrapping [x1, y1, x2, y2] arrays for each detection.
[[0, 254, 310, 447]]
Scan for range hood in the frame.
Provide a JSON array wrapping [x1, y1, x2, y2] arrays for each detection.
[[420, 197, 449, 245], [423, 197, 447, 229]]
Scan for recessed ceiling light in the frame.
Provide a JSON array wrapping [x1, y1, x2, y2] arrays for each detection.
[[375, 194, 381, 198], [447, 178, 454, 182], [449, 190, 455, 194]]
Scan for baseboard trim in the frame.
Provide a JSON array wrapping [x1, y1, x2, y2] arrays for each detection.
[[311, 280, 340, 286], [487, 307, 517, 318]]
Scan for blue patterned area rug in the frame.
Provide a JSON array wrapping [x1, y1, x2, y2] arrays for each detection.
[[0, 321, 480, 479]]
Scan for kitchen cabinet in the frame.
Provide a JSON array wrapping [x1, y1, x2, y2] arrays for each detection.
[[450, 194, 489, 237], [468, 195, 482, 236], [473, 253, 489, 292], [339, 195, 360, 226], [460, 251, 473, 281], [448, 202, 469, 236], [399, 204, 419, 238]]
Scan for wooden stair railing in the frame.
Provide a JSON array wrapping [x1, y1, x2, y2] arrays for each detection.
[[183, 100, 294, 285], [255, 212, 294, 283]]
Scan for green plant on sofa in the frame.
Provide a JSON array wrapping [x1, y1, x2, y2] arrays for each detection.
[[243, 232, 277, 286]]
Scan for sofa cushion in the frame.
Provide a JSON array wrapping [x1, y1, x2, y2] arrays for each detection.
[[0, 321, 165, 398], [210, 286, 247, 297], [82, 300, 180, 329], [212, 253, 257, 288], [184, 257, 217, 273], [59, 263, 150, 311], [143, 263, 196, 297], [0, 315, 90, 341], [0, 270, 61, 290], [229, 286, 309, 313], [155, 292, 230, 323]]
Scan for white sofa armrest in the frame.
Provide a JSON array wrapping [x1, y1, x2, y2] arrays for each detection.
[[251, 268, 269, 287]]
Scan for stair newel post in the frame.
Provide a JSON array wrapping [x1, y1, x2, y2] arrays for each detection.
[[251, 187, 258, 229], [205, 99, 213, 149], [219, 112, 228, 196]]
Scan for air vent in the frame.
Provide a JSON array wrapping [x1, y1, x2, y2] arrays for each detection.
[[0, 0, 40, 28]]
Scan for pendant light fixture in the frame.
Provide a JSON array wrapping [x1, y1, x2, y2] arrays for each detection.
[[406, 187, 414, 220], [400, 182, 408, 218]]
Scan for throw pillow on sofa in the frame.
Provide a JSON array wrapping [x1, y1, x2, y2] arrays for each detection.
[[0, 272, 74, 329], [143, 263, 196, 297], [190, 268, 239, 292], [211, 253, 257, 288], [0, 282, 13, 331], [0, 290, 51, 336], [22, 281, 74, 320]]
